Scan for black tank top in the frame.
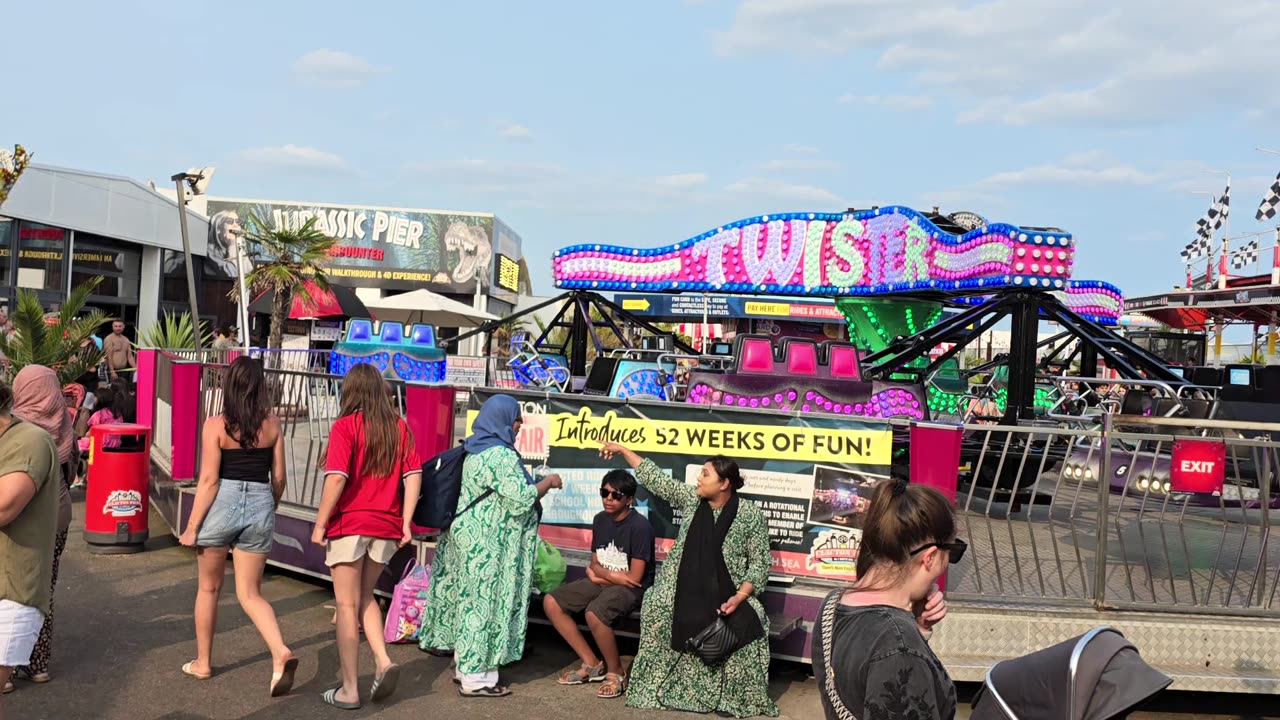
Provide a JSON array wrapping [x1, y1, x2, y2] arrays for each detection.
[[219, 447, 273, 483]]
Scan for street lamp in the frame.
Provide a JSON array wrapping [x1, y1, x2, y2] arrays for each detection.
[[171, 167, 215, 355]]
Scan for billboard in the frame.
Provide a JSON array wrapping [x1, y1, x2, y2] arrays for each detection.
[[469, 388, 912, 582], [205, 198, 501, 294]]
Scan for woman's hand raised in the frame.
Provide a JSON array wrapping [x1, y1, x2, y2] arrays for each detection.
[[914, 584, 947, 633], [599, 442, 642, 468]]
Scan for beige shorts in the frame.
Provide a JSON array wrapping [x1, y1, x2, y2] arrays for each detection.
[[325, 535, 399, 567]]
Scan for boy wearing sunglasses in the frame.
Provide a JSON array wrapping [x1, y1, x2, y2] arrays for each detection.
[[543, 469, 655, 699]]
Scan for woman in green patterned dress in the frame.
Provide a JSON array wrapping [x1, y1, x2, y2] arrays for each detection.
[[417, 395, 563, 697], [599, 441, 779, 718]]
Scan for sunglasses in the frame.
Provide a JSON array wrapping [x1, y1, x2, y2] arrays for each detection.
[[599, 488, 632, 501], [909, 538, 967, 565]]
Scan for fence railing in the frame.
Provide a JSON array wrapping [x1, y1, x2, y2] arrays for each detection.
[[943, 415, 1280, 614], [194, 366, 407, 509]]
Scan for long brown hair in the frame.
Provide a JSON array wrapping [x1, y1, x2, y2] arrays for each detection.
[[854, 477, 956, 587], [222, 356, 270, 449], [338, 363, 402, 478]]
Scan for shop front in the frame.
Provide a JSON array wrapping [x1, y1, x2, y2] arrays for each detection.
[[1, 165, 208, 341], [200, 197, 532, 349]]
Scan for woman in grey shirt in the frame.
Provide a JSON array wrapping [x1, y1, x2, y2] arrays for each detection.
[[812, 477, 964, 720]]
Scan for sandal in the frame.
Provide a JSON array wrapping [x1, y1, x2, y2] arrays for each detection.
[[270, 657, 298, 697], [2, 681, 12, 694], [182, 661, 212, 680], [370, 663, 400, 702], [14, 668, 50, 683], [597, 673, 627, 699], [557, 661, 605, 685], [459, 684, 511, 698], [321, 687, 361, 710]]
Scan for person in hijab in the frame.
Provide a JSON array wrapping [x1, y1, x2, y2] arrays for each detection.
[[417, 395, 563, 698], [599, 441, 778, 718], [7, 366, 75, 690]]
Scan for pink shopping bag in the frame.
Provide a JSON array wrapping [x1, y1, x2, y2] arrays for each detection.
[[383, 559, 432, 644]]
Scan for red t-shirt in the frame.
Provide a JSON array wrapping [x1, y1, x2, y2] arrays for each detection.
[[323, 413, 422, 540]]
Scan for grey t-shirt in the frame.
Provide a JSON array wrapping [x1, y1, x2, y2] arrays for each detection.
[[812, 593, 957, 720]]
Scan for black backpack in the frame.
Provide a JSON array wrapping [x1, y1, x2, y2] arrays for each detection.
[[413, 444, 494, 531]]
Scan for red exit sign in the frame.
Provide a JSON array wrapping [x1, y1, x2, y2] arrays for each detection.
[[1170, 439, 1226, 495]]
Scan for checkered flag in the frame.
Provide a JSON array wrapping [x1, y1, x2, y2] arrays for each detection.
[[1257, 173, 1280, 222], [1195, 199, 1215, 239], [1181, 235, 1212, 262], [1230, 238, 1260, 269]]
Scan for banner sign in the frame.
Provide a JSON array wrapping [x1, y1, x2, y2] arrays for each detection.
[[1170, 439, 1227, 495], [205, 198, 500, 294], [616, 293, 843, 322], [469, 388, 905, 581]]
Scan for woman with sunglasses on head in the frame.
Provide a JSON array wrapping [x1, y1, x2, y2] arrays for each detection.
[[599, 441, 778, 719], [812, 477, 963, 720]]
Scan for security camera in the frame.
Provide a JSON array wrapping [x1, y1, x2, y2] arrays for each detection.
[[186, 166, 216, 196]]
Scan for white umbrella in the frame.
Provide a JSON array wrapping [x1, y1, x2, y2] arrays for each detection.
[[362, 288, 500, 328]]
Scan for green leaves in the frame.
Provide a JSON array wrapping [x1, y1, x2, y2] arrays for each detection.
[[136, 311, 212, 350], [239, 211, 337, 351], [0, 277, 108, 384]]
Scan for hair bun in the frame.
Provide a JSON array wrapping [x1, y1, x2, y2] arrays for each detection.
[[892, 477, 909, 497]]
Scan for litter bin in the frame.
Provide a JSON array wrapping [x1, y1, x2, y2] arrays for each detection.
[[83, 423, 152, 555]]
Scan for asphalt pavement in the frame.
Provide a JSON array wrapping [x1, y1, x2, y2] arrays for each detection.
[[5, 501, 1277, 720]]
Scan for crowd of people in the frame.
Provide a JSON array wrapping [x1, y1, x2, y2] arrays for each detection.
[[0, 340, 968, 719]]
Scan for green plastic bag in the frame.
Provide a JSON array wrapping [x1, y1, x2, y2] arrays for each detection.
[[533, 539, 566, 594]]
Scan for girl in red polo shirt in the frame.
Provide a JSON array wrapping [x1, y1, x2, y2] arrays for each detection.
[[312, 364, 422, 710]]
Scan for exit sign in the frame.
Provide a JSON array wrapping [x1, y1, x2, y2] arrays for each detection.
[[1169, 439, 1227, 495]]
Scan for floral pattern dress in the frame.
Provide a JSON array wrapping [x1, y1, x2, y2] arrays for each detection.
[[417, 446, 539, 674], [626, 459, 779, 718]]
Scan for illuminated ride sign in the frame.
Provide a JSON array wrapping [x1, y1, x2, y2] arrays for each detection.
[[552, 206, 1125, 324], [495, 253, 522, 293]]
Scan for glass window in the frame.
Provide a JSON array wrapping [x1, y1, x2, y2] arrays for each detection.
[[0, 217, 12, 286], [72, 236, 142, 300], [15, 221, 66, 292]]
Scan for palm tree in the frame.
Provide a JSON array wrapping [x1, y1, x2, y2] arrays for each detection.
[[0, 278, 107, 384], [239, 211, 337, 358]]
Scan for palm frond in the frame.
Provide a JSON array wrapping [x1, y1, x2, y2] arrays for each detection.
[[0, 282, 110, 383]]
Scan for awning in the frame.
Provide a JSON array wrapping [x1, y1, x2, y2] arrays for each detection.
[[362, 288, 499, 327]]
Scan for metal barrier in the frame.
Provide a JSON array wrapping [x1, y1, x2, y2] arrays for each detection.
[[944, 415, 1280, 615], [193, 366, 406, 510]]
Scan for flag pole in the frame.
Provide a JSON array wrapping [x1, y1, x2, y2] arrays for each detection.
[[1205, 170, 1231, 289]]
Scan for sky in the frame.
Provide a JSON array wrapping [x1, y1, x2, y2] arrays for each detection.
[[7, 0, 1280, 301]]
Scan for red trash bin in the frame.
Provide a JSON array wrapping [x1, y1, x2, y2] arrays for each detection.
[[83, 423, 152, 555]]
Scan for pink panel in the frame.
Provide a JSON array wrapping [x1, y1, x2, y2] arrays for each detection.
[[135, 349, 157, 430], [170, 362, 201, 482], [828, 346, 859, 379], [739, 339, 775, 374], [785, 343, 819, 376], [406, 384, 457, 463]]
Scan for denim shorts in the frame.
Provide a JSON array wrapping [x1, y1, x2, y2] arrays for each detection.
[[196, 479, 276, 553]]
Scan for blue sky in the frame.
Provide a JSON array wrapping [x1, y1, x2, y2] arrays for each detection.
[[7, 0, 1280, 300]]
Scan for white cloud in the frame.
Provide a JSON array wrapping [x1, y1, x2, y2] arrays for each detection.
[[838, 94, 934, 112], [499, 123, 534, 141], [978, 162, 1163, 188], [782, 143, 819, 154], [713, 0, 1280, 126], [725, 177, 842, 205], [655, 173, 710, 189], [404, 159, 566, 193], [293, 50, 386, 89], [234, 144, 347, 173], [758, 158, 841, 174]]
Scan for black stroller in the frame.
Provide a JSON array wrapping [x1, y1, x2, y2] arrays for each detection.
[[971, 627, 1172, 720]]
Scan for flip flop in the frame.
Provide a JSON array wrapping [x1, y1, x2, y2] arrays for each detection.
[[3, 681, 13, 694], [321, 687, 361, 710], [370, 663, 400, 702], [182, 661, 211, 680], [458, 684, 511, 698], [270, 657, 298, 697]]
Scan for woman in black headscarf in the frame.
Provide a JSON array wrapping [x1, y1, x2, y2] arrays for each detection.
[[599, 441, 777, 718]]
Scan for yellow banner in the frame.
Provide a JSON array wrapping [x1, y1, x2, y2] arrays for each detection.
[[467, 407, 890, 465], [744, 301, 790, 316]]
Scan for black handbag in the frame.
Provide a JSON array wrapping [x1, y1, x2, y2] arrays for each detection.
[[685, 606, 764, 665]]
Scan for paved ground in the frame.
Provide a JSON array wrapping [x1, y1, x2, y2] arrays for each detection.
[[5, 501, 1279, 720]]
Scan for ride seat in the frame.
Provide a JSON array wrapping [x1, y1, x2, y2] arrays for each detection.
[[379, 322, 404, 345], [780, 339, 819, 376], [346, 319, 374, 343], [1180, 398, 1213, 419], [734, 335, 776, 375], [1189, 366, 1223, 387], [824, 342, 861, 380], [1119, 391, 1148, 416], [1261, 366, 1280, 404], [410, 324, 437, 346]]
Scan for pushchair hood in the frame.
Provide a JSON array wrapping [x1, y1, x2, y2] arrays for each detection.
[[971, 627, 1172, 720]]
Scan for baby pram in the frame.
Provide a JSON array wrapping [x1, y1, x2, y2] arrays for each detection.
[[970, 627, 1171, 720]]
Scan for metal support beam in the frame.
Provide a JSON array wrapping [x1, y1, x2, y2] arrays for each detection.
[[1004, 296, 1041, 423]]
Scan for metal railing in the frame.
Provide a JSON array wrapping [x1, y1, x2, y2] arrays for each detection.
[[194, 366, 407, 510], [943, 415, 1280, 614]]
